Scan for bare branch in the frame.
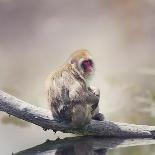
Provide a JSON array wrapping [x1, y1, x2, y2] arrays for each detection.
[[0, 90, 155, 138]]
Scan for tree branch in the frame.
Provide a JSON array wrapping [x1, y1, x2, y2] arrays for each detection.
[[0, 90, 155, 138]]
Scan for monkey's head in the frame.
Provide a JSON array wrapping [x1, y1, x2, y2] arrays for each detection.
[[69, 49, 95, 80]]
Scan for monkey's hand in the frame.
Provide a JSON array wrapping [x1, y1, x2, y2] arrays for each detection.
[[88, 86, 100, 97]]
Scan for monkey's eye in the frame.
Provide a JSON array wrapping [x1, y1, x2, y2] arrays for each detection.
[[81, 59, 93, 71]]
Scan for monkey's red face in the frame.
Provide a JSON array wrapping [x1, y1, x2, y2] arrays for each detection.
[[69, 50, 95, 79], [81, 59, 93, 73], [80, 59, 95, 77]]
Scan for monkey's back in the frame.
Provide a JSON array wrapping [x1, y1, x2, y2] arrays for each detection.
[[45, 64, 92, 125], [45, 64, 72, 118]]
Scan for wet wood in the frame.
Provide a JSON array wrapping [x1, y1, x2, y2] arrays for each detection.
[[0, 90, 155, 138]]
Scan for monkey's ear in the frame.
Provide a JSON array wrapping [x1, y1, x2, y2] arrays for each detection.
[[70, 59, 76, 64], [67, 56, 74, 64]]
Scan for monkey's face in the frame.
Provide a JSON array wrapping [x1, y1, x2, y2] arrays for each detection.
[[69, 50, 95, 79], [79, 58, 95, 78]]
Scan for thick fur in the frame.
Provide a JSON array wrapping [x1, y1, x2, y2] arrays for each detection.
[[45, 50, 103, 127]]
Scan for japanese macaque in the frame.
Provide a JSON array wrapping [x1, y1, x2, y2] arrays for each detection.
[[45, 49, 104, 128]]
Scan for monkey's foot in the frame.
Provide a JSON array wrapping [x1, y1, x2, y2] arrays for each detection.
[[92, 113, 104, 121]]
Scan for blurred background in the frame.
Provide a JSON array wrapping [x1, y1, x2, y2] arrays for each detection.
[[0, 0, 155, 154]]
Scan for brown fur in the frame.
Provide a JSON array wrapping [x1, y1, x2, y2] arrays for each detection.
[[45, 49, 103, 127], [69, 49, 91, 62]]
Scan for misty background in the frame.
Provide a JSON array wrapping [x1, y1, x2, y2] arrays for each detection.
[[0, 0, 155, 154]]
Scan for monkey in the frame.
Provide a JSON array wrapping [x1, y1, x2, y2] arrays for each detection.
[[45, 49, 104, 128]]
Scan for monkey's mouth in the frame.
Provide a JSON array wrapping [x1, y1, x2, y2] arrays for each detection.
[[85, 66, 93, 73]]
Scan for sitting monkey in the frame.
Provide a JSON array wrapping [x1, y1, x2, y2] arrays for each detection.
[[45, 49, 104, 128]]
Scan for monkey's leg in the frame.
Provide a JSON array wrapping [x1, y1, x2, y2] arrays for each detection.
[[71, 104, 92, 128], [91, 103, 104, 121]]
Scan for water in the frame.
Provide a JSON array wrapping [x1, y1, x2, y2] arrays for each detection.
[[13, 137, 155, 155], [0, 120, 155, 155]]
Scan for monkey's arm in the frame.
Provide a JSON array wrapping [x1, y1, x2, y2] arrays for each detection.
[[88, 86, 104, 121], [91, 98, 104, 121], [69, 85, 100, 105]]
